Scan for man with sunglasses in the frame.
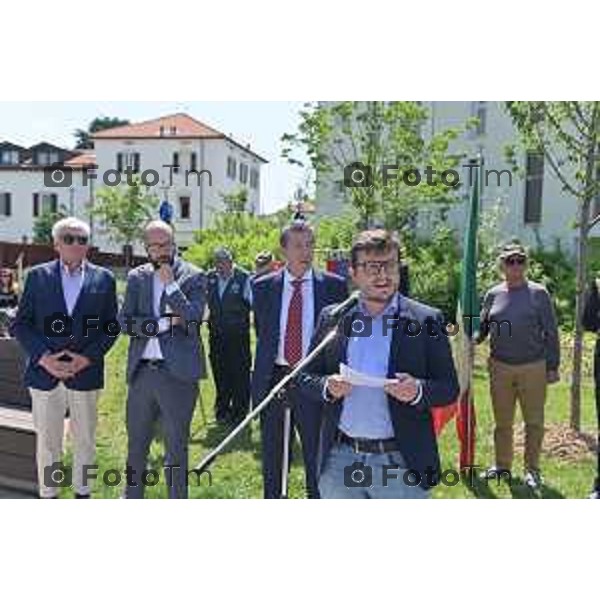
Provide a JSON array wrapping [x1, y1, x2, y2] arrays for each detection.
[[11, 217, 118, 499], [300, 229, 458, 499], [477, 242, 560, 491], [119, 220, 207, 499]]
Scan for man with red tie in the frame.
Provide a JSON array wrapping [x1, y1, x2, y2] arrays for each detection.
[[251, 220, 348, 498]]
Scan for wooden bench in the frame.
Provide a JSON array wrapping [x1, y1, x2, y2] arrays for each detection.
[[0, 406, 37, 495], [0, 338, 37, 496]]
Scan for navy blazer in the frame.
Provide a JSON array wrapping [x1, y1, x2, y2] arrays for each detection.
[[10, 259, 119, 391], [251, 268, 348, 404], [300, 295, 459, 489]]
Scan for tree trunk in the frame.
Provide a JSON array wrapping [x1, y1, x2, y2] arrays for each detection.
[[123, 243, 132, 269], [570, 103, 599, 430], [571, 214, 588, 431]]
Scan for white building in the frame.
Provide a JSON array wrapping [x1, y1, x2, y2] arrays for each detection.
[[0, 113, 267, 254], [316, 101, 596, 254]]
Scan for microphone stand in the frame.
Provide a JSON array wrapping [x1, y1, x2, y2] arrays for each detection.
[[193, 326, 340, 496]]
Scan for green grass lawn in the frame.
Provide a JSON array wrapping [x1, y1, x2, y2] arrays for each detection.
[[56, 331, 599, 499]]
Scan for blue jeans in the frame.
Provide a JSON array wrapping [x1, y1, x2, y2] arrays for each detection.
[[319, 443, 430, 499]]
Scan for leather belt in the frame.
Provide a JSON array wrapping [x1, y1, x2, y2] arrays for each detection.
[[335, 429, 400, 454], [140, 359, 165, 369]]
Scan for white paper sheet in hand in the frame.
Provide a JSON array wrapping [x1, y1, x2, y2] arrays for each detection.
[[339, 363, 396, 388]]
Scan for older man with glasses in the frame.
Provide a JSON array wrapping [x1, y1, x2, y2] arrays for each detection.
[[11, 217, 118, 499], [476, 242, 560, 491]]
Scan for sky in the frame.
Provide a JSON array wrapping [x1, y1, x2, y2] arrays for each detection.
[[0, 101, 309, 214]]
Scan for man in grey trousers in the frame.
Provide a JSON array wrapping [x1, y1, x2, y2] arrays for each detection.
[[119, 221, 207, 499]]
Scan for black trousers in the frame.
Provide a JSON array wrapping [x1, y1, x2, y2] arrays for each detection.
[[593, 340, 600, 490], [209, 326, 251, 423], [259, 366, 321, 499]]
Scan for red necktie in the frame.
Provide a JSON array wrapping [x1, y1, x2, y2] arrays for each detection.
[[284, 279, 304, 366]]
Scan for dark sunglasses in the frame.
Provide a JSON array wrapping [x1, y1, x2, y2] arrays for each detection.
[[62, 234, 89, 246], [504, 256, 526, 266]]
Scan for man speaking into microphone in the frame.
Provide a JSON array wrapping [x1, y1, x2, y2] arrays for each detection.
[[300, 229, 459, 499], [119, 221, 207, 499]]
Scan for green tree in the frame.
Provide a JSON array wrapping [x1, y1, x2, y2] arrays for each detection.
[[91, 177, 159, 267], [221, 187, 249, 213], [32, 206, 69, 244], [74, 116, 130, 150], [507, 101, 600, 430], [282, 101, 472, 231]]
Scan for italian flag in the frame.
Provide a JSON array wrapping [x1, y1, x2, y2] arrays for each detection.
[[432, 167, 480, 469]]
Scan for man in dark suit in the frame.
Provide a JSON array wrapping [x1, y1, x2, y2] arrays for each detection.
[[207, 247, 252, 425], [119, 220, 207, 499], [11, 217, 118, 499], [252, 219, 348, 498], [300, 229, 459, 498]]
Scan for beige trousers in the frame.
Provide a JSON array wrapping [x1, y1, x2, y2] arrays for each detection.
[[488, 358, 547, 471], [30, 383, 99, 498]]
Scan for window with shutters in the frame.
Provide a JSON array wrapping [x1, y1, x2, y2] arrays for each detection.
[[250, 168, 259, 190], [226, 156, 237, 179], [472, 101, 487, 136], [0, 150, 19, 165], [239, 163, 248, 184], [179, 196, 191, 220], [524, 153, 544, 224], [33, 192, 58, 216], [117, 152, 140, 173], [0, 193, 11, 216], [36, 151, 59, 166], [172, 152, 180, 174]]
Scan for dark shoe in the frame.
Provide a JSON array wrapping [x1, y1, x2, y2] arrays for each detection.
[[524, 469, 543, 491], [75, 493, 90, 499], [480, 466, 512, 482]]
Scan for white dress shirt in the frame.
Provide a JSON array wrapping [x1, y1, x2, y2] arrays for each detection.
[[142, 272, 179, 360], [60, 260, 86, 316], [275, 267, 315, 366]]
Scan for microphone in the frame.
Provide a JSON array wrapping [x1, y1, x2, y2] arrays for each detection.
[[329, 290, 361, 319]]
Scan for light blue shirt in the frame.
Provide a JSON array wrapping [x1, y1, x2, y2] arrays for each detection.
[[337, 293, 422, 440], [60, 260, 85, 316]]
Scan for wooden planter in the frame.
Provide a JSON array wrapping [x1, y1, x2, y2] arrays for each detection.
[[0, 338, 31, 410], [0, 338, 36, 495]]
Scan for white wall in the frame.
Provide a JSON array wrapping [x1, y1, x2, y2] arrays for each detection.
[[0, 134, 264, 256], [0, 168, 92, 244], [93, 137, 263, 251], [425, 101, 580, 254], [315, 101, 582, 254]]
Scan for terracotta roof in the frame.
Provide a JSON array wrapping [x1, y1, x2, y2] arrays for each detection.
[[91, 113, 223, 140], [65, 152, 96, 167], [91, 112, 268, 163]]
